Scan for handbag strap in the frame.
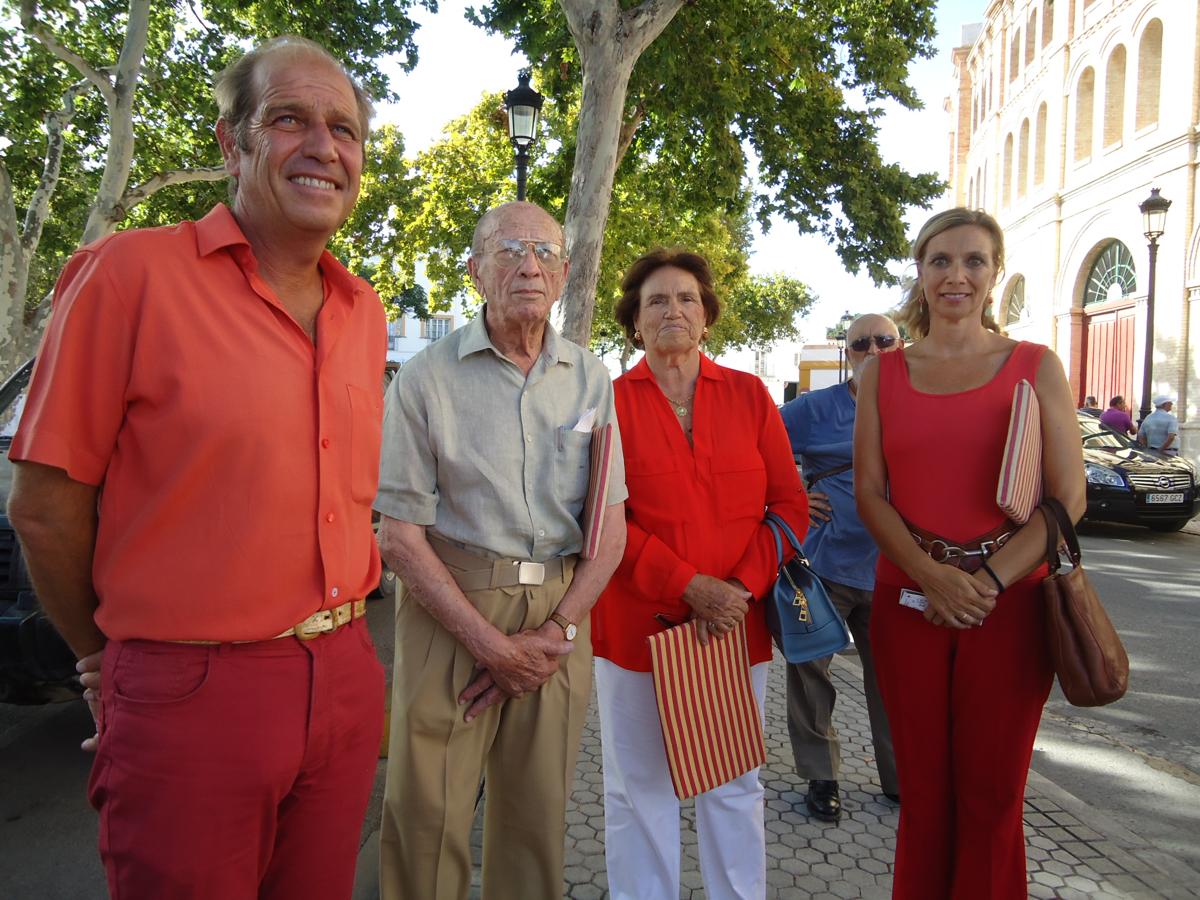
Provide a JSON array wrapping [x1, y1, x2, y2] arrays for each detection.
[[764, 511, 806, 568], [1039, 503, 1061, 574], [1042, 497, 1082, 566]]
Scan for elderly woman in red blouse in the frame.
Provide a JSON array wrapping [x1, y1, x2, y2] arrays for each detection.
[[591, 248, 808, 900]]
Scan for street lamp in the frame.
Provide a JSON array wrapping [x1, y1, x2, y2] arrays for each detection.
[[1136, 187, 1172, 425], [835, 331, 846, 383], [504, 70, 544, 201]]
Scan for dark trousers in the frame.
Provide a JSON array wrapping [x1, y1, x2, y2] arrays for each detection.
[[785, 579, 897, 795]]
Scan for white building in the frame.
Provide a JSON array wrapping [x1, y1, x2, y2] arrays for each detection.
[[385, 297, 475, 368], [944, 0, 1196, 455]]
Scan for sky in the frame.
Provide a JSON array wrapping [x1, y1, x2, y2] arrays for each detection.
[[376, 0, 986, 340]]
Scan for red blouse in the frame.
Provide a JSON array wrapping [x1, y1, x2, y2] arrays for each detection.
[[592, 355, 809, 671]]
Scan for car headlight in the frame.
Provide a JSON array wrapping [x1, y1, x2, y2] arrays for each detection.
[[1085, 462, 1127, 488]]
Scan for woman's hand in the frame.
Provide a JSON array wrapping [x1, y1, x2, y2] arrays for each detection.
[[682, 574, 750, 644], [915, 563, 998, 629]]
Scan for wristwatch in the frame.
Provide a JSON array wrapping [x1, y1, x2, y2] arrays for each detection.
[[548, 611, 577, 641]]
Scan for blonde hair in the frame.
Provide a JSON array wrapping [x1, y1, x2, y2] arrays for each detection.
[[895, 208, 1005, 340]]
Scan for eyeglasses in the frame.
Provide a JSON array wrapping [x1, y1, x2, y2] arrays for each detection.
[[849, 334, 898, 352], [490, 239, 566, 272]]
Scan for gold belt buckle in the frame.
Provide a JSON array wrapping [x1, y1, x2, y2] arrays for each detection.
[[294, 609, 333, 641], [516, 561, 546, 586]]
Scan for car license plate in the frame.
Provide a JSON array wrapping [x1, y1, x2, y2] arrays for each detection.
[[1146, 492, 1184, 504]]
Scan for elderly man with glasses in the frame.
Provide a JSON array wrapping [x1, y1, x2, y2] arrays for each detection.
[[375, 201, 628, 900], [777, 313, 901, 822]]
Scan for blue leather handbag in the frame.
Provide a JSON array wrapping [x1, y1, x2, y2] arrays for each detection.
[[763, 512, 851, 665]]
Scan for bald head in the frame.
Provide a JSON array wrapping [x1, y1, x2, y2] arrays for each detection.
[[845, 313, 900, 380], [470, 202, 565, 259]]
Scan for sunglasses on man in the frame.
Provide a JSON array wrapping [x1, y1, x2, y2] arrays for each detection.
[[848, 334, 898, 352]]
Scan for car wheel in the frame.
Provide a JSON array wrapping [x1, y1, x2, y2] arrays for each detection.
[[1148, 518, 1190, 533]]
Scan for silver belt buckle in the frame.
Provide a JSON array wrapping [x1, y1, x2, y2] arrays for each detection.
[[516, 561, 546, 586]]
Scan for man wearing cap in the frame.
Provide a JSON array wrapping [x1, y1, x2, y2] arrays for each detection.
[[6, 36, 385, 899], [1139, 395, 1180, 455], [375, 200, 628, 900]]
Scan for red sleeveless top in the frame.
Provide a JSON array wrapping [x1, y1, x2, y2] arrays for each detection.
[[875, 341, 1047, 586]]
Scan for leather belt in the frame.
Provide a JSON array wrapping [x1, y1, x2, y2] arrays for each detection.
[[906, 519, 1015, 574], [168, 598, 366, 645], [429, 534, 574, 593]]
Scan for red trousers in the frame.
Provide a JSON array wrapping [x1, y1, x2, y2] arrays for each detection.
[[88, 619, 384, 900], [871, 577, 1053, 900]]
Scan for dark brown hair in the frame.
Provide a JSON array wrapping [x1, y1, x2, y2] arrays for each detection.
[[614, 248, 721, 346]]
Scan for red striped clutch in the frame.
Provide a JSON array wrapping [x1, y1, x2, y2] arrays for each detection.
[[997, 378, 1042, 524], [580, 423, 614, 560], [647, 619, 766, 800]]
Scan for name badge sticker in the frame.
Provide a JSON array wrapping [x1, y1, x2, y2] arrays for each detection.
[[898, 588, 928, 612]]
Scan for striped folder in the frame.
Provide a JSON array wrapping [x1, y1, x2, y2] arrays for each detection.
[[647, 619, 766, 800], [997, 378, 1042, 524], [580, 423, 615, 560]]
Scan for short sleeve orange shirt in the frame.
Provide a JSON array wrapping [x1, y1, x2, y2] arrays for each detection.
[[10, 205, 386, 641]]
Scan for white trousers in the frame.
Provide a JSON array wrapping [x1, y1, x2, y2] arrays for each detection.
[[595, 657, 769, 900]]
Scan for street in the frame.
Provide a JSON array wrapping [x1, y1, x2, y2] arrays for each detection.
[[1, 522, 1198, 898]]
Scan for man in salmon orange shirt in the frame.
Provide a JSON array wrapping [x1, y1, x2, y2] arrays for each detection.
[[6, 37, 386, 900]]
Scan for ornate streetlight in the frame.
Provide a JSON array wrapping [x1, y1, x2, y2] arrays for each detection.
[[504, 70, 544, 201], [835, 331, 847, 383], [1136, 188, 1171, 425]]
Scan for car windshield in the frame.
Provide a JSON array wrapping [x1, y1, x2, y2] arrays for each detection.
[[1079, 413, 1137, 450]]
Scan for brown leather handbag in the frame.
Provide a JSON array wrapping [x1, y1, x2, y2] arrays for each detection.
[[1039, 498, 1129, 707]]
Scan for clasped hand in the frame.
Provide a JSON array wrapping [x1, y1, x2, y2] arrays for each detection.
[[917, 564, 997, 629], [458, 623, 573, 721], [682, 574, 751, 646]]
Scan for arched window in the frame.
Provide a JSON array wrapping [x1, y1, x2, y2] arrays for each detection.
[[1010, 30, 1021, 81], [1035, 102, 1048, 185], [1026, 13, 1037, 65], [1136, 20, 1162, 130], [1104, 45, 1126, 146], [1075, 67, 1095, 162], [1042, 0, 1054, 47], [1004, 275, 1027, 326], [1084, 241, 1137, 307], [1018, 119, 1030, 198], [982, 159, 988, 208], [968, 176, 975, 209], [1003, 133, 1013, 206]]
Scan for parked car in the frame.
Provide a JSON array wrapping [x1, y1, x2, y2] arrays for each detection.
[[1080, 412, 1199, 532], [0, 359, 80, 703]]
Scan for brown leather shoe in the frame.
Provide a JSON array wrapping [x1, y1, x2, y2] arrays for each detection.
[[806, 779, 841, 822]]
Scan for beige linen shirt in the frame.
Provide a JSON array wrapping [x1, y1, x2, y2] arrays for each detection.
[[375, 310, 627, 561]]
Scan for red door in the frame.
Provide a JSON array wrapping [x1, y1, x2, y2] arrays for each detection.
[[1083, 306, 1135, 407]]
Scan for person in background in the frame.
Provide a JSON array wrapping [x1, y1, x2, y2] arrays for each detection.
[[1079, 395, 1101, 416], [855, 207, 1085, 899], [591, 248, 808, 900], [1099, 395, 1137, 437], [1138, 395, 1179, 455], [778, 313, 900, 824], [375, 201, 628, 900], [6, 37, 386, 899]]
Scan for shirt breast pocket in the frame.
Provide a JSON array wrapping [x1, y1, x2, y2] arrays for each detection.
[[556, 429, 592, 512], [347, 384, 383, 504], [714, 464, 768, 520]]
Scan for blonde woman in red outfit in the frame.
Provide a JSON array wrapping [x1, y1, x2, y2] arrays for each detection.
[[854, 209, 1085, 899], [591, 249, 808, 900]]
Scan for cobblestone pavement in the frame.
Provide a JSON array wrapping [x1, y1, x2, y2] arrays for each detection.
[[356, 653, 1200, 899]]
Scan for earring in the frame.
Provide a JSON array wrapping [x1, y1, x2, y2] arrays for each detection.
[[702, 327, 709, 340], [633, 330, 641, 342]]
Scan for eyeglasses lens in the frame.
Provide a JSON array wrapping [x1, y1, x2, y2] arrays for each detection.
[[849, 335, 897, 352], [493, 239, 565, 272]]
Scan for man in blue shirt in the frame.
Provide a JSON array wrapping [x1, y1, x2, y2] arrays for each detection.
[[1138, 395, 1179, 455], [778, 314, 900, 823]]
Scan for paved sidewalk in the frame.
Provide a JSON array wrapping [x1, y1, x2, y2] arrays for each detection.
[[356, 653, 1200, 899]]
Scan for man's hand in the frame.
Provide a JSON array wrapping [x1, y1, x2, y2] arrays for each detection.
[[76, 651, 103, 752], [808, 490, 832, 526], [472, 624, 573, 703], [682, 574, 750, 645]]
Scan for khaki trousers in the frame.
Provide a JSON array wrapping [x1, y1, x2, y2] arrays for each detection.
[[379, 550, 591, 900], [785, 579, 898, 795]]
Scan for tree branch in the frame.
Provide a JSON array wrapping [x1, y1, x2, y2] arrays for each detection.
[[116, 166, 227, 218], [22, 79, 91, 256], [614, 103, 645, 170], [20, 0, 115, 104]]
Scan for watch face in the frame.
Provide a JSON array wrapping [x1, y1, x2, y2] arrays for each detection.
[[564, 623, 578, 641]]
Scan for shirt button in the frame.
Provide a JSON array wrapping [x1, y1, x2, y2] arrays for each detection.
[[321, 438, 331, 448], [525, 434, 532, 443], [326, 513, 335, 523], [331, 587, 340, 599], [538, 529, 545, 537]]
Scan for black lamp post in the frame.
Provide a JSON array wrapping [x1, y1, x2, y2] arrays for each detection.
[[835, 331, 847, 383], [1136, 187, 1172, 425], [504, 70, 544, 201]]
